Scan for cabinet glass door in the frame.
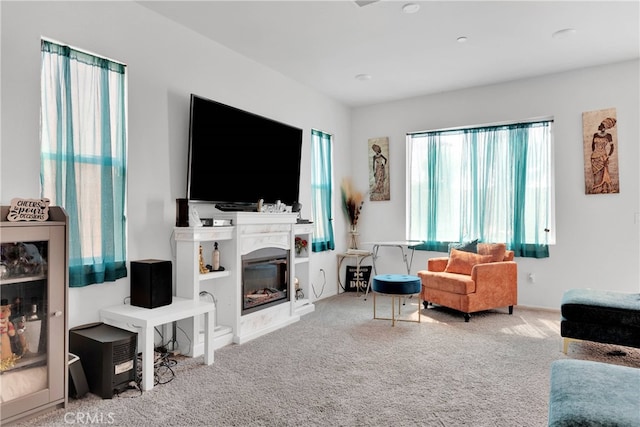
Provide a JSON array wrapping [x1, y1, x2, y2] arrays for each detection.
[[0, 239, 49, 403]]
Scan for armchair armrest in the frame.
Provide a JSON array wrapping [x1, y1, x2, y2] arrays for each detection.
[[426, 257, 449, 273], [471, 261, 518, 299]]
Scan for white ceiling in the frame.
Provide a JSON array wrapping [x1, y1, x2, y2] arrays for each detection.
[[139, 1, 640, 107]]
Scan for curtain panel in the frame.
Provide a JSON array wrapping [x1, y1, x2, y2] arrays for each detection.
[[41, 39, 128, 287], [310, 129, 335, 252]]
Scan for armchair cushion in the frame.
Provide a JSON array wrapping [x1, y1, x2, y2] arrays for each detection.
[[477, 243, 507, 262], [448, 239, 478, 254], [444, 249, 493, 275], [423, 271, 476, 294]]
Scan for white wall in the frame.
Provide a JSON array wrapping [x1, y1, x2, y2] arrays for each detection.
[[351, 60, 640, 309], [1, 1, 351, 327], [1, 2, 638, 328]]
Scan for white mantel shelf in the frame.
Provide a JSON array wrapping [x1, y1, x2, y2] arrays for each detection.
[[215, 212, 299, 225], [173, 225, 235, 241]]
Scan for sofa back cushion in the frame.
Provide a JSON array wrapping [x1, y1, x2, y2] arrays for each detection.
[[445, 248, 493, 275]]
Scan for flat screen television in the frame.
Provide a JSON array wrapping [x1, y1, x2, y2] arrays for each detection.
[[186, 94, 303, 210]]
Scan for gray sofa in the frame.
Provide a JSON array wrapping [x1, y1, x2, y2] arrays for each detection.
[[560, 288, 640, 353], [548, 359, 640, 427]]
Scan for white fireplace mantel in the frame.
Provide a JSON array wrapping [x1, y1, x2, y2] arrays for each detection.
[[174, 212, 313, 354]]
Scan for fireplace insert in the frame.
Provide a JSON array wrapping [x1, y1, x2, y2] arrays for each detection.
[[241, 248, 289, 315]]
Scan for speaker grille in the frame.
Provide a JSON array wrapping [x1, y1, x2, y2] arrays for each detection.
[[113, 339, 136, 365]]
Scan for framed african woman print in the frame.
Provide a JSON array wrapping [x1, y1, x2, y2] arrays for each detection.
[[368, 137, 390, 201], [582, 108, 619, 195]]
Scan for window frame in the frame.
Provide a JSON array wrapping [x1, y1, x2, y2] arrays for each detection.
[[406, 118, 555, 258], [310, 128, 335, 252], [40, 38, 128, 287]]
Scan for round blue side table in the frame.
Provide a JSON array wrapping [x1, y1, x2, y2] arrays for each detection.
[[371, 274, 422, 326]]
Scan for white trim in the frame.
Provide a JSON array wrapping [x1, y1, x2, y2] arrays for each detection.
[[407, 116, 554, 136], [41, 36, 127, 66]]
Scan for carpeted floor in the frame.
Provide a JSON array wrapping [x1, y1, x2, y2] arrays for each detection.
[[13, 293, 640, 426]]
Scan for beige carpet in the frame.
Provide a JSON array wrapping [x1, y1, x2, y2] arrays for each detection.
[[15, 293, 640, 426]]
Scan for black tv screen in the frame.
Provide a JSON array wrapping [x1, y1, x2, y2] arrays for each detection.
[[186, 94, 303, 208]]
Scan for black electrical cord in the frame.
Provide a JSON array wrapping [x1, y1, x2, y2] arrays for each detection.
[[154, 350, 178, 385]]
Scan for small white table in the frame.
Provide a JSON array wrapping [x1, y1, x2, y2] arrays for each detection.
[[100, 297, 215, 391]]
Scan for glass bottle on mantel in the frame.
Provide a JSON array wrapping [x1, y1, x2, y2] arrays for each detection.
[[212, 242, 220, 271]]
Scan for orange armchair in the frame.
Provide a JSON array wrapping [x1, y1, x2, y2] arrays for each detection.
[[417, 243, 517, 322]]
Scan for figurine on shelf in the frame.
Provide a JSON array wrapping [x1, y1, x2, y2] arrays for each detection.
[[11, 315, 27, 356], [9, 296, 27, 356], [294, 277, 304, 300], [0, 299, 16, 363], [198, 245, 209, 274]]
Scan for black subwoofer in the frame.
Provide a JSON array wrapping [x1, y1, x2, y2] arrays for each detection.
[[130, 259, 172, 308], [69, 323, 137, 399]]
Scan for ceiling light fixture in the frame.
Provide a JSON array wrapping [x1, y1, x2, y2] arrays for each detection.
[[552, 28, 577, 40], [355, 74, 372, 81], [457, 36, 468, 43], [402, 3, 420, 14]]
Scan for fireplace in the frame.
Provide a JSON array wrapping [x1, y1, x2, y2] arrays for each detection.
[[241, 248, 289, 315]]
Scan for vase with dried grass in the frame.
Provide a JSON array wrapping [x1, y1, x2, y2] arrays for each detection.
[[341, 178, 365, 249]]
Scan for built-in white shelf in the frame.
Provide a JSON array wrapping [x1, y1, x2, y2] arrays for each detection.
[[199, 270, 230, 282]]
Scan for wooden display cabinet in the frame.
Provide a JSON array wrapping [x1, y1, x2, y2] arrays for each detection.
[[0, 206, 68, 424]]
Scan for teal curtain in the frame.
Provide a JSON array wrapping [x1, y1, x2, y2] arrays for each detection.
[[407, 121, 552, 258], [40, 40, 128, 287], [310, 129, 335, 252]]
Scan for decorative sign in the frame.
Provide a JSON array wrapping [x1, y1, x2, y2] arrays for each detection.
[[345, 265, 372, 292], [7, 198, 51, 222]]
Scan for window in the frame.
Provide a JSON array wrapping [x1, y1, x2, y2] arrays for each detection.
[[40, 39, 128, 287], [310, 129, 335, 252], [407, 120, 554, 258]]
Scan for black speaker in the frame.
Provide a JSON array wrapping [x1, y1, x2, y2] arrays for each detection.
[[130, 259, 172, 309], [176, 198, 189, 227]]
